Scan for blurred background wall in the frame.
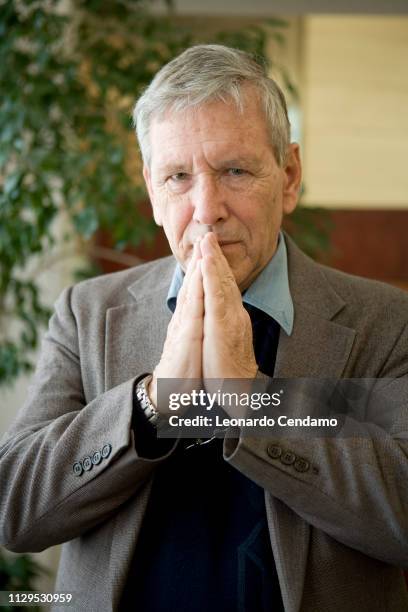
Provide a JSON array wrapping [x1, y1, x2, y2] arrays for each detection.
[[1, 0, 407, 596], [295, 15, 408, 286]]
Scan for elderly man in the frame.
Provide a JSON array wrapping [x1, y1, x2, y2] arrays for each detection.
[[0, 45, 407, 612]]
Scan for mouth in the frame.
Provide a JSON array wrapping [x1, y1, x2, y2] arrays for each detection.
[[186, 237, 240, 253], [218, 241, 240, 248]]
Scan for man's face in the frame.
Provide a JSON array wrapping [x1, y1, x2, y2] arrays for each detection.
[[143, 86, 301, 291]]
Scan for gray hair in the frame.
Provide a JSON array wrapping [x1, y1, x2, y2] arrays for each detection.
[[133, 44, 291, 167]]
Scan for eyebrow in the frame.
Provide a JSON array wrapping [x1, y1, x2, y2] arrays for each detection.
[[218, 157, 259, 168], [155, 155, 262, 178]]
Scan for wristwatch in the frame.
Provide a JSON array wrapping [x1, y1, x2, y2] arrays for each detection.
[[135, 374, 162, 428]]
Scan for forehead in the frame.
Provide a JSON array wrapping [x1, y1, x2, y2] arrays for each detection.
[[148, 92, 273, 169]]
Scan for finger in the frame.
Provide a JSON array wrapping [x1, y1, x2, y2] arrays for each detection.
[[201, 254, 225, 319], [201, 233, 241, 302], [182, 238, 201, 291], [171, 271, 195, 333], [167, 258, 203, 353], [176, 238, 201, 317], [184, 262, 204, 331], [202, 233, 237, 286], [200, 233, 224, 278]]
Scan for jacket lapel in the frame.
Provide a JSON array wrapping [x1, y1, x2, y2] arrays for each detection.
[[276, 234, 356, 378], [265, 236, 356, 612], [104, 258, 175, 391]]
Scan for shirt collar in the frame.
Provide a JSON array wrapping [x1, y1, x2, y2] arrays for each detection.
[[166, 231, 294, 336]]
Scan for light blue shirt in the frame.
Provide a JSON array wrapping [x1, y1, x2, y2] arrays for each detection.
[[166, 231, 294, 336]]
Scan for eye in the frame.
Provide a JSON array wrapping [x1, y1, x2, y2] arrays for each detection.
[[168, 172, 189, 182], [227, 168, 246, 177]]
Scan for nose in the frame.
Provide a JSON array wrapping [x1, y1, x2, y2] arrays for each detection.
[[192, 173, 228, 226]]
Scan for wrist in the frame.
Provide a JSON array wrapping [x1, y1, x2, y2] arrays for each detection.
[[135, 374, 163, 428], [147, 375, 157, 408]]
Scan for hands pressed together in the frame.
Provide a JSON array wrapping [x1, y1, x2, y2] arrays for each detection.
[[148, 232, 258, 410]]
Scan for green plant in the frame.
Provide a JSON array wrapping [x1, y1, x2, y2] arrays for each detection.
[[0, 548, 48, 611], [0, 0, 330, 386], [284, 203, 333, 262]]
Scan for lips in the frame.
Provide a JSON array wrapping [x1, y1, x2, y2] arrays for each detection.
[[215, 238, 239, 245], [187, 236, 240, 249]]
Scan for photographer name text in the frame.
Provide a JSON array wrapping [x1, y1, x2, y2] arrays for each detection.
[[167, 415, 338, 428]]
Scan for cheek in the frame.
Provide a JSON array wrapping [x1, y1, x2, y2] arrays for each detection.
[[242, 196, 282, 251], [161, 194, 193, 249]]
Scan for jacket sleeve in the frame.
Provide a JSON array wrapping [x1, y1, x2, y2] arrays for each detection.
[[223, 337, 408, 568], [0, 286, 177, 553]]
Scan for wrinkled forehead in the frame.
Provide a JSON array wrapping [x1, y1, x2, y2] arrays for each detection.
[[148, 93, 273, 170]]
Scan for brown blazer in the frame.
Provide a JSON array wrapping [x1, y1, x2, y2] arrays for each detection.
[[1, 236, 407, 611]]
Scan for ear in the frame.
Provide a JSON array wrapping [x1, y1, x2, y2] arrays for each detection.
[[143, 164, 162, 226], [282, 143, 302, 215]]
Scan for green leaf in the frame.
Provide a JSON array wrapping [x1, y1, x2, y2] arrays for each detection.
[[3, 173, 23, 196], [73, 207, 99, 238]]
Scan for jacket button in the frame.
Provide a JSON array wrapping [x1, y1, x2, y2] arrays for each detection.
[[82, 456, 93, 471], [267, 444, 282, 459], [92, 450, 102, 465], [101, 443, 112, 459], [294, 457, 310, 472], [280, 451, 296, 465], [73, 461, 83, 477]]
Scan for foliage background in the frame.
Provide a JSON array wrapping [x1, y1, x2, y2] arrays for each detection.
[[0, 549, 47, 611], [0, 0, 330, 387]]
